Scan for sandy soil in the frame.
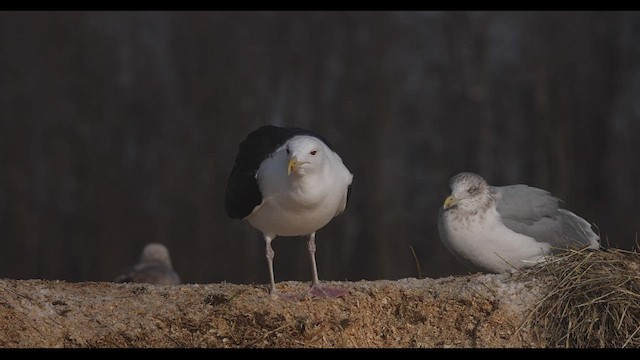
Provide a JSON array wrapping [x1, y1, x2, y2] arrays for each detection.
[[0, 274, 548, 348]]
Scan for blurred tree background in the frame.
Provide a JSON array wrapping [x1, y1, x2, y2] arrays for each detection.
[[1, 11, 638, 284]]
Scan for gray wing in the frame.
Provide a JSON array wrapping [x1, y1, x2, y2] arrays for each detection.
[[495, 185, 600, 249], [115, 264, 181, 285]]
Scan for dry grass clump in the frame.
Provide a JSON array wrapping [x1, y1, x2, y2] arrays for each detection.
[[518, 247, 640, 348]]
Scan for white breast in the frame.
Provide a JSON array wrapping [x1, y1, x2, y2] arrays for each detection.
[[440, 207, 552, 273], [248, 143, 352, 237]]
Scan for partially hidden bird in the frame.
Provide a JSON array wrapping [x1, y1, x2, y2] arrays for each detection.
[[115, 243, 181, 285]]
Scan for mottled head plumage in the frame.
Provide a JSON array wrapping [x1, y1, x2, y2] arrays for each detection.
[[444, 172, 494, 214], [449, 172, 489, 193]]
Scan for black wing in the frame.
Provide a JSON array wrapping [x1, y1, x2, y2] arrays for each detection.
[[224, 125, 333, 219]]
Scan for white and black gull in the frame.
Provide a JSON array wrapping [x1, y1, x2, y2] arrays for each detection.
[[225, 125, 353, 298], [438, 172, 600, 273]]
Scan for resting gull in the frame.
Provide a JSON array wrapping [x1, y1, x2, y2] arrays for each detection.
[[225, 125, 353, 298], [438, 172, 600, 273], [115, 243, 181, 285]]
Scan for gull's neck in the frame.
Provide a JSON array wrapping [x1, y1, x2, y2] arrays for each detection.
[[453, 189, 496, 217]]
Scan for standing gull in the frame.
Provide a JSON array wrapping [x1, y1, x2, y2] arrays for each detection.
[[115, 243, 181, 285], [225, 125, 353, 297], [438, 172, 600, 273]]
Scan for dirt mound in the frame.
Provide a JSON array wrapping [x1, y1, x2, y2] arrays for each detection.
[[0, 274, 547, 348]]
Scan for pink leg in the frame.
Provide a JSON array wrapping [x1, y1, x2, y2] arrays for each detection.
[[264, 235, 278, 295], [307, 232, 348, 298], [264, 234, 303, 300]]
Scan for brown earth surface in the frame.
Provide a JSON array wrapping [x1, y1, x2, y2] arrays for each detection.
[[0, 274, 549, 348]]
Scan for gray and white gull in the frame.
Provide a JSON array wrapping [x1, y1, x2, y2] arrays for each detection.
[[438, 172, 600, 273]]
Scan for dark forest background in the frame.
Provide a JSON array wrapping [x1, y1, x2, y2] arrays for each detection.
[[1, 11, 639, 284]]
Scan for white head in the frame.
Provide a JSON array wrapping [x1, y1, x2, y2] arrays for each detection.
[[284, 135, 327, 177], [442, 172, 493, 213], [140, 243, 173, 268]]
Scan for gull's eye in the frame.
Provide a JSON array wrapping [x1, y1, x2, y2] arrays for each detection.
[[468, 186, 478, 194], [286, 148, 290, 155], [310, 150, 317, 156]]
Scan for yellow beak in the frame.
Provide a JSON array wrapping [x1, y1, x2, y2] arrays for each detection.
[[287, 156, 299, 176], [443, 195, 459, 210]]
